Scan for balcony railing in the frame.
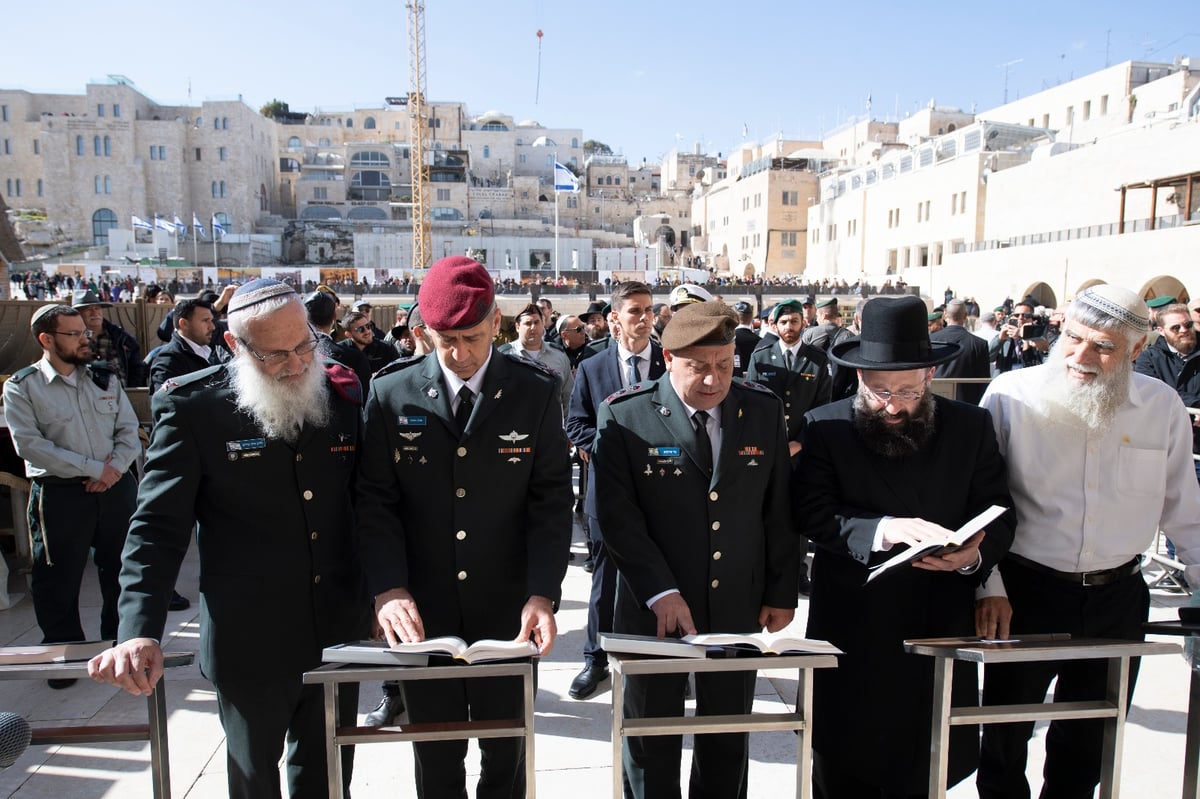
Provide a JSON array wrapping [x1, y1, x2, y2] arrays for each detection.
[[953, 213, 1199, 254]]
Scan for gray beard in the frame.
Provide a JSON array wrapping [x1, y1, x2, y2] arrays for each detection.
[[229, 353, 331, 444], [1036, 343, 1130, 433], [851, 391, 937, 459]]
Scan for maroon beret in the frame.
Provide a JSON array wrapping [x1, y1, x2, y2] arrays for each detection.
[[418, 256, 496, 331]]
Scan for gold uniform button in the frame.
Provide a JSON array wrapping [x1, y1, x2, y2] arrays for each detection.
[[457, 447, 467, 457], [456, 530, 467, 540], [310, 531, 318, 540], [712, 551, 722, 560], [295, 454, 303, 462], [455, 488, 466, 498], [709, 491, 718, 501], [313, 575, 321, 584], [457, 570, 468, 581], [303, 490, 314, 501], [711, 521, 721, 531], [710, 579, 720, 589]]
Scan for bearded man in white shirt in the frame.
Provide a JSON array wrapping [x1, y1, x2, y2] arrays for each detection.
[[975, 283, 1200, 799]]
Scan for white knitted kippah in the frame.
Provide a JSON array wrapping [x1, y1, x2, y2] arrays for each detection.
[[1074, 284, 1149, 333]]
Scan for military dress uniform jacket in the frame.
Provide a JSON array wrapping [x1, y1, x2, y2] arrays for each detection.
[[356, 351, 573, 642], [565, 341, 665, 519], [148, 332, 228, 394], [795, 395, 1015, 792], [593, 378, 798, 636], [745, 341, 832, 445], [115, 364, 370, 683]]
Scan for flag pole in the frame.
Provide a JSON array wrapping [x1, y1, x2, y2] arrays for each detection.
[[553, 151, 560, 283], [212, 215, 218, 268], [192, 214, 198, 266]]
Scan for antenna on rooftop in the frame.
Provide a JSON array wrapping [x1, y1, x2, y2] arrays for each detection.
[[996, 58, 1023, 104]]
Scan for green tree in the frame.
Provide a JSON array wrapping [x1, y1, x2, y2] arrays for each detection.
[[583, 140, 612, 156], [259, 99, 290, 118]]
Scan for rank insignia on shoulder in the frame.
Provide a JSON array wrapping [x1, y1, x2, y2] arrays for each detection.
[[160, 378, 179, 393], [659, 406, 671, 417], [426, 387, 439, 399]]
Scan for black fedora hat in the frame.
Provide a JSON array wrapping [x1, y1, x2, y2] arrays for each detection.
[[830, 296, 960, 370]]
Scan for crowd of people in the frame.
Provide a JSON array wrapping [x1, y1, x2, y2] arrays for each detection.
[[1, 258, 1198, 798]]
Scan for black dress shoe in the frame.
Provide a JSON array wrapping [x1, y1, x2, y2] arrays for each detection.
[[582, 558, 595, 573], [568, 664, 609, 700], [363, 692, 406, 727], [168, 591, 191, 611], [48, 678, 77, 690]]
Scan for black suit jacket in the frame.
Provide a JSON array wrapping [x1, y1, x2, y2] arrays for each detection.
[[931, 324, 991, 404], [565, 341, 665, 518], [148, 332, 228, 394], [356, 351, 573, 641], [745, 341, 832, 445], [594, 378, 797, 636], [116, 365, 370, 682], [795, 395, 1015, 791], [733, 327, 759, 378]]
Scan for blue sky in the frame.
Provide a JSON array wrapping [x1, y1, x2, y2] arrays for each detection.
[[6, 1, 1197, 164]]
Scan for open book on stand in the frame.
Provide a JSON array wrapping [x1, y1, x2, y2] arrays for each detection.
[[0, 640, 113, 666], [322, 642, 430, 666], [325, 637, 537, 665], [865, 504, 1007, 584], [602, 632, 841, 658]]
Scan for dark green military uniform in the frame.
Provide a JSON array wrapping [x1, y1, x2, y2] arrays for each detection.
[[356, 349, 572, 798], [745, 340, 832, 447], [115, 363, 370, 798], [593, 377, 798, 797]]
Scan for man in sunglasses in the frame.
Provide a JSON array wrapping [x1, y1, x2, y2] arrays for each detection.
[[340, 308, 399, 375], [89, 280, 370, 797], [1135, 302, 1200, 486], [989, 300, 1048, 374], [4, 304, 141, 688]]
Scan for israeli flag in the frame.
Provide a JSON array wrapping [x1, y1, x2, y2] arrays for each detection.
[[173, 215, 187, 235], [553, 161, 580, 193], [212, 216, 227, 237], [131, 214, 153, 230], [154, 215, 176, 233], [192, 213, 206, 239]]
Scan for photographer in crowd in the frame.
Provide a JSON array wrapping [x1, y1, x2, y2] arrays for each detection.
[[989, 300, 1048, 374]]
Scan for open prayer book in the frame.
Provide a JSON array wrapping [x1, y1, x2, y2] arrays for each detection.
[[602, 632, 841, 658], [865, 504, 1007, 584], [0, 640, 113, 666], [386, 636, 539, 663], [322, 642, 430, 666]]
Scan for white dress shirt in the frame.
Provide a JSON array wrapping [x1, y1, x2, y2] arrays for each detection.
[[978, 366, 1200, 597], [616, 340, 653, 389], [438, 348, 492, 415]]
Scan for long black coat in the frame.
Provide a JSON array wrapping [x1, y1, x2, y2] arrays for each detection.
[[594, 378, 798, 636], [795, 395, 1015, 792], [116, 364, 370, 682], [356, 351, 573, 641], [148, 332, 228, 394], [932, 324, 992, 404]]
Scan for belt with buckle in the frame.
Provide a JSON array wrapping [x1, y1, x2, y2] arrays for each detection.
[[1007, 553, 1141, 587]]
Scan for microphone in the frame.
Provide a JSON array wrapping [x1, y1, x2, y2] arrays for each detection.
[[0, 712, 31, 768]]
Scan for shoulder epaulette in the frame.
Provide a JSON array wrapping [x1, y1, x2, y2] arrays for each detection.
[[497, 342, 515, 354], [603, 382, 656, 405], [160, 363, 223, 394], [734, 378, 776, 396], [6, 365, 39, 384], [501, 351, 558, 380], [373, 353, 425, 379]]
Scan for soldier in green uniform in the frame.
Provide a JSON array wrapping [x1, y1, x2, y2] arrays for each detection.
[[357, 256, 572, 798], [3, 304, 141, 688], [88, 280, 370, 798], [593, 301, 799, 798]]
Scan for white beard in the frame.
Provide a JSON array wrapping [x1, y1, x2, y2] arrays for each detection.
[[1036, 343, 1131, 433], [229, 352, 331, 444]]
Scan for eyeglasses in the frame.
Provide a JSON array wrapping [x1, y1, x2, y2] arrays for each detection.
[[51, 329, 94, 340], [1164, 321, 1195, 333], [863, 384, 926, 404], [349, 325, 371, 335], [238, 334, 320, 366]]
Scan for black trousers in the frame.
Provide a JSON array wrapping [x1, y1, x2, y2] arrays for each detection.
[[28, 473, 136, 643], [977, 559, 1150, 799], [215, 675, 357, 799], [812, 751, 926, 799], [401, 666, 527, 798], [583, 514, 617, 669], [622, 669, 754, 799]]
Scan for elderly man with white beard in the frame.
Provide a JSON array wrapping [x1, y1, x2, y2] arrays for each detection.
[[89, 279, 370, 799], [975, 283, 1200, 799]]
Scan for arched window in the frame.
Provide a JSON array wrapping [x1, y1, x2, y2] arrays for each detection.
[[222, 117, 229, 129], [94, 176, 102, 194], [92, 208, 118, 245], [220, 181, 227, 198], [214, 212, 232, 233], [364, 117, 377, 130], [605, 176, 613, 185], [104, 176, 112, 194], [214, 118, 220, 130], [350, 170, 391, 201], [212, 181, 218, 198], [345, 118, 353, 128], [614, 177, 621, 185], [287, 136, 301, 149], [350, 151, 390, 167], [483, 145, 490, 158], [94, 136, 101, 156], [76, 135, 84, 156], [103, 136, 111, 156], [571, 137, 579, 148]]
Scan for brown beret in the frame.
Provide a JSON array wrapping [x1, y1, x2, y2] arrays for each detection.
[[661, 302, 737, 351], [418, 256, 495, 331]]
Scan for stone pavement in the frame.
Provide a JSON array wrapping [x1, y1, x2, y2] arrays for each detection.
[[0, 515, 1192, 798]]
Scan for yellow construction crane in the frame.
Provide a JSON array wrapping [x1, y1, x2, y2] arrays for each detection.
[[407, 1, 431, 271]]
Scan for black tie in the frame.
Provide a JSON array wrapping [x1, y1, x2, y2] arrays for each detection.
[[455, 386, 475, 431], [627, 354, 641, 387], [693, 410, 713, 475], [785, 349, 795, 371]]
